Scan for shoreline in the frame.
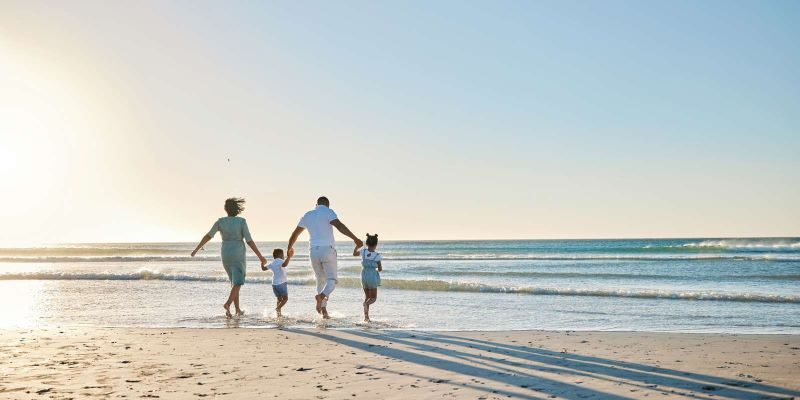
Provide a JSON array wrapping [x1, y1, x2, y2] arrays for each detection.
[[2, 327, 798, 399], [16, 325, 800, 335]]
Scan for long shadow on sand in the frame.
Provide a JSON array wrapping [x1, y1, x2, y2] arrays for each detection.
[[428, 331, 800, 399], [293, 329, 798, 400]]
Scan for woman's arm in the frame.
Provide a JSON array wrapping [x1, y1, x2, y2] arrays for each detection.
[[191, 235, 212, 257], [247, 240, 267, 266], [240, 219, 265, 266]]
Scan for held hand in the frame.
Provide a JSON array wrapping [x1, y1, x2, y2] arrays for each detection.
[[190, 250, 197, 258], [287, 248, 295, 258], [259, 256, 267, 267], [355, 238, 364, 249]]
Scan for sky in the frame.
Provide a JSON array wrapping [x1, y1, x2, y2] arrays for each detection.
[[0, 0, 798, 244]]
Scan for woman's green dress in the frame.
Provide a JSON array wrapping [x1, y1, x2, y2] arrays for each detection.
[[207, 216, 252, 286]]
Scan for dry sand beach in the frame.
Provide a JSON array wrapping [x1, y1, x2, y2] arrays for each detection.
[[1, 328, 798, 399]]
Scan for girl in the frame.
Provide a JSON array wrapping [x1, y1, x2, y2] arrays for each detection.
[[354, 233, 382, 322], [191, 198, 267, 319]]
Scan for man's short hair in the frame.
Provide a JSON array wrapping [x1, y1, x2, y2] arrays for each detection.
[[317, 196, 330, 206]]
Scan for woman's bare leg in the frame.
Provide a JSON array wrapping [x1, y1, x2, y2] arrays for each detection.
[[231, 285, 243, 315], [223, 285, 234, 318]]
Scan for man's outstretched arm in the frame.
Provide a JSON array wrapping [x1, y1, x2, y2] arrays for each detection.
[[331, 219, 363, 248], [288, 226, 305, 251]]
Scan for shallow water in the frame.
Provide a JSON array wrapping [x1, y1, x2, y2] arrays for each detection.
[[0, 238, 798, 333]]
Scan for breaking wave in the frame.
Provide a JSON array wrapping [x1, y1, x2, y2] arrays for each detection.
[[647, 239, 800, 252], [1, 271, 796, 304]]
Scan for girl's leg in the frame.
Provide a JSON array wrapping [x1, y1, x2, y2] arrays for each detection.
[[365, 289, 378, 321], [362, 288, 371, 321]]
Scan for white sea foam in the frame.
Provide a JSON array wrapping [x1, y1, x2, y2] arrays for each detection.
[[675, 239, 800, 251], [1, 271, 796, 304]]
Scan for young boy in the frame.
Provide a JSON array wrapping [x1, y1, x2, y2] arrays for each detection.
[[262, 248, 293, 317]]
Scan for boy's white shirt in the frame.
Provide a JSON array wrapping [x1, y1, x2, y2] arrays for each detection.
[[360, 248, 382, 262], [267, 258, 287, 285]]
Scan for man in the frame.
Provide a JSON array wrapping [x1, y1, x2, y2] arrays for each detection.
[[288, 196, 363, 319]]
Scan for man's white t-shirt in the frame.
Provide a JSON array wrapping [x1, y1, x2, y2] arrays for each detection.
[[266, 258, 287, 285], [298, 205, 338, 247]]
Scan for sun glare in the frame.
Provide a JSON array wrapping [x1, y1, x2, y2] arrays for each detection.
[[0, 281, 43, 328], [0, 47, 77, 221]]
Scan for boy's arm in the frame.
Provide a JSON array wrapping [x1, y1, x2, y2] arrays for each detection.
[[282, 248, 294, 268]]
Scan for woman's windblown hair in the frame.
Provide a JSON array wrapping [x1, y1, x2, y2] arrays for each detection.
[[365, 233, 379, 247], [224, 197, 246, 216]]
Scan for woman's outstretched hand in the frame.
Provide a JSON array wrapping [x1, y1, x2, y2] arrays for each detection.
[[190, 250, 197, 257], [259, 256, 267, 268]]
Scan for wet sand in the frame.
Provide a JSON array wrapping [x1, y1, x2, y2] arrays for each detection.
[[1, 327, 798, 399]]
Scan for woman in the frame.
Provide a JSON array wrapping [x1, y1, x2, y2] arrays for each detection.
[[190, 198, 266, 318]]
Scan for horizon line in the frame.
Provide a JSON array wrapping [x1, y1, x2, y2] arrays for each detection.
[[17, 235, 800, 247]]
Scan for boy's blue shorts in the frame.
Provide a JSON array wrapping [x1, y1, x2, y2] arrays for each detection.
[[272, 282, 288, 297]]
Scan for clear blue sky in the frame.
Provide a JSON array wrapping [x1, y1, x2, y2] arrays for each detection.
[[0, 0, 798, 243]]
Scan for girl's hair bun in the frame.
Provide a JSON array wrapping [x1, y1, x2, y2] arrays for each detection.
[[365, 233, 379, 246]]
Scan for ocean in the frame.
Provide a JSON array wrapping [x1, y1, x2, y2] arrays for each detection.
[[1, 238, 798, 333]]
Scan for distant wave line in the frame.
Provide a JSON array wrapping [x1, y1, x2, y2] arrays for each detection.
[[2, 254, 798, 263], [335, 266, 800, 281], [645, 239, 800, 252]]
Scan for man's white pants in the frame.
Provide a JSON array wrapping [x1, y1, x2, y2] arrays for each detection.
[[310, 246, 337, 308]]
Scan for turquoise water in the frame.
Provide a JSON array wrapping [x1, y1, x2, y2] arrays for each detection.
[[0, 238, 798, 332]]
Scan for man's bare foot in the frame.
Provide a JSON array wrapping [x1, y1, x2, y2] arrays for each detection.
[[235, 309, 245, 318], [276, 308, 282, 318], [364, 315, 371, 322], [224, 304, 232, 319], [321, 307, 330, 319], [314, 294, 326, 313]]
